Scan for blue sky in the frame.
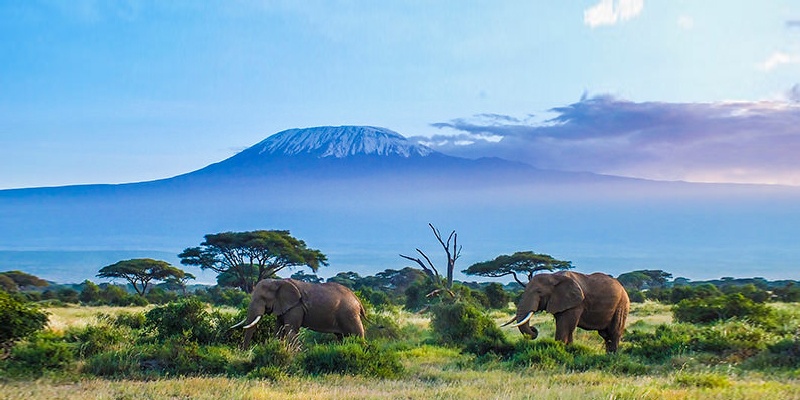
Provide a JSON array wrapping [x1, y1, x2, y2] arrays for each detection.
[[2, 0, 799, 189]]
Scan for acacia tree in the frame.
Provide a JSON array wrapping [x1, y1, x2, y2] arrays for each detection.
[[463, 251, 573, 287], [400, 223, 461, 298], [179, 230, 327, 293], [0, 270, 49, 292], [97, 259, 186, 296], [617, 269, 673, 290]]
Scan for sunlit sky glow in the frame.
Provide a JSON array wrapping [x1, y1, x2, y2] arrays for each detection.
[[2, 1, 799, 188]]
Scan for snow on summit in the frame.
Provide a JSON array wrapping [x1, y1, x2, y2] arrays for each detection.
[[253, 126, 434, 158]]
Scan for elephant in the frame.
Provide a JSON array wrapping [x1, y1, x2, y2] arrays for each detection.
[[502, 271, 629, 353], [231, 278, 366, 348]]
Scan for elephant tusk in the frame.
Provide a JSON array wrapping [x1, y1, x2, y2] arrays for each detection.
[[229, 318, 247, 329], [510, 311, 534, 328], [500, 315, 518, 327], [243, 315, 262, 329]]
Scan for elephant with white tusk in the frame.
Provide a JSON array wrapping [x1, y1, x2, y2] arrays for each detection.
[[231, 278, 366, 349], [503, 271, 629, 353]]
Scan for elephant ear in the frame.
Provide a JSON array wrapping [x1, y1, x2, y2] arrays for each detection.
[[274, 280, 302, 316], [546, 274, 585, 314]]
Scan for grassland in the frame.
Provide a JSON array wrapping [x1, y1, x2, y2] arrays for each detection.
[[1, 302, 799, 400]]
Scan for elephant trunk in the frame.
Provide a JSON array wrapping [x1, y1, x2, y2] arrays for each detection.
[[517, 318, 539, 340], [516, 295, 540, 340]]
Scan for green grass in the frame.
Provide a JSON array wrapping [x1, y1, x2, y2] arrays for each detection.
[[1, 304, 799, 399]]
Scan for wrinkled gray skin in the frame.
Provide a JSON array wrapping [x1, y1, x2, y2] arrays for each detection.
[[240, 278, 366, 348], [514, 271, 629, 353]]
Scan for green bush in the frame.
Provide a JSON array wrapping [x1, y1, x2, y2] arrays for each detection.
[[0, 291, 49, 350], [109, 311, 147, 330], [625, 324, 695, 362], [249, 339, 297, 370], [299, 338, 403, 378], [672, 293, 773, 325], [743, 337, 800, 369], [136, 340, 231, 376], [365, 313, 404, 341], [65, 323, 124, 358], [693, 320, 771, 356], [145, 298, 215, 344], [429, 301, 510, 354], [627, 289, 646, 303], [6, 332, 75, 375], [510, 339, 573, 369]]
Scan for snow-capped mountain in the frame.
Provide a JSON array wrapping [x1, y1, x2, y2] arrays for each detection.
[[187, 125, 538, 180], [245, 126, 435, 158], [4, 125, 800, 283]]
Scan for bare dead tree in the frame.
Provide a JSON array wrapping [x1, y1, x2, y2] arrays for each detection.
[[399, 223, 462, 298]]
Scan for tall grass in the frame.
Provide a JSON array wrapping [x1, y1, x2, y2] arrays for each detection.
[[2, 304, 800, 399]]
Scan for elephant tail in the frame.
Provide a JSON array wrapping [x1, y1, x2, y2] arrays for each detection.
[[359, 303, 370, 325]]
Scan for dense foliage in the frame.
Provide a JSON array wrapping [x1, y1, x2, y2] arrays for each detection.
[[0, 291, 49, 355]]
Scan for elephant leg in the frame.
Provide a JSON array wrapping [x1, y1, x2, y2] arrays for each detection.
[[554, 310, 579, 344], [598, 329, 618, 353], [602, 306, 627, 353]]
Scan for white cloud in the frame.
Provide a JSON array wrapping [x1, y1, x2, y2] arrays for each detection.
[[584, 0, 644, 28], [759, 51, 800, 71], [428, 95, 800, 185]]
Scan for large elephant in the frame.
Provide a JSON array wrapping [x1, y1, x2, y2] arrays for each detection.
[[503, 271, 629, 353], [231, 278, 366, 348]]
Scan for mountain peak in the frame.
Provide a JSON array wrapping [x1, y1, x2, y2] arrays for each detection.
[[247, 126, 435, 159]]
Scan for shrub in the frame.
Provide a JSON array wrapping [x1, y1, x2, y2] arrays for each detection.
[[6, 332, 75, 375], [627, 289, 646, 303], [483, 282, 511, 310], [365, 313, 404, 341], [0, 290, 49, 352], [743, 337, 800, 369], [672, 293, 773, 325], [65, 323, 124, 358], [109, 311, 147, 330], [299, 338, 403, 378], [136, 340, 231, 376], [248, 338, 298, 375], [510, 339, 573, 369], [625, 324, 695, 362], [429, 301, 510, 354], [145, 298, 215, 344], [693, 320, 771, 357]]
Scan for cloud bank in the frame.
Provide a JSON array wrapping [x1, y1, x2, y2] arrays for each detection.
[[420, 95, 800, 185], [584, 0, 644, 28]]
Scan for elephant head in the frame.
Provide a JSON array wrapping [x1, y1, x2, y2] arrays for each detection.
[[505, 273, 585, 339], [231, 279, 303, 348]]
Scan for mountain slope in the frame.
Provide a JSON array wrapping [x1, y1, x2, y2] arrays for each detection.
[[2, 125, 800, 283], [245, 126, 435, 158]]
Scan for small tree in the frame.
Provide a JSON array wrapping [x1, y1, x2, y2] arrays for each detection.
[[179, 230, 327, 293], [400, 223, 461, 298], [291, 271, 324, 283], [617, 270, 673, 290], [162, 272, 196, 295], [463, 251, 572, 287], [97, 259, 186, 296], [79, 280, 101, 304]]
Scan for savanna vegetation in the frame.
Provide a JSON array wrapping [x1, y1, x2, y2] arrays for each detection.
[[1, 229, 799, 399]]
